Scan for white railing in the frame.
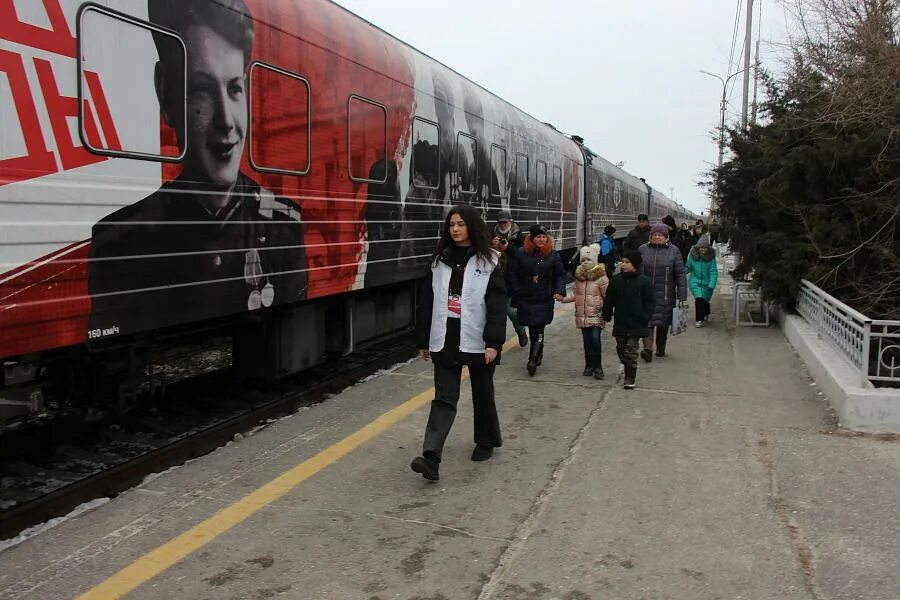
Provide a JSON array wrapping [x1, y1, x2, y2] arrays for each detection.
[[796, 279, 900, 386]]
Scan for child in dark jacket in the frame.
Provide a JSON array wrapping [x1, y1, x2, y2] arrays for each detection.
[[601, 250, 655, 389]]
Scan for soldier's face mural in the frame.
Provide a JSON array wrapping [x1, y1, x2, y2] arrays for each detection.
[[169, 25, 248, 189]]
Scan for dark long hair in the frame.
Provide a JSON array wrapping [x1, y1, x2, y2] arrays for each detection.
[[432, 204, 493, 266]]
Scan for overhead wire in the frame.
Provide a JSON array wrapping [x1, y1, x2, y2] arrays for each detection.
[[725, 0, 745, 103]]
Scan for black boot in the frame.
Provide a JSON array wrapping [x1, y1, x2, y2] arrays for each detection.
[[410, 453, 440, 481], [640, 348, 653, 363], [517, 329, 528, 348], [582, 363, 594, 377], [655, 328, 668, 357], [527, 340, 539, 376], [593, 360, 604, 380], [623, 365, 636, 389], [535, 335, 544, 366]]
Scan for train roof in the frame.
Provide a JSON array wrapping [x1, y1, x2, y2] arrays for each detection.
[[326, 0, 581, 156], [579, 145, 648, 191]]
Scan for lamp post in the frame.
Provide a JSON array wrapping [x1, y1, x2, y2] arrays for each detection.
[[700, 68, 745, 215]]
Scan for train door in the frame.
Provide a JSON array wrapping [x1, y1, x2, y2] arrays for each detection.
[[563, 157, 581, 249]]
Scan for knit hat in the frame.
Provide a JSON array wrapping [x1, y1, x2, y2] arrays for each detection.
[[650, 223, 670, 237], [529, 224, 548, 238], [661, 214, 677, 230], [603, 224, 616, 236], [579, 243, 600, 266], [497, 209, 512, 221], [695, 235, 711, 248], [623, 250, 643, 269]]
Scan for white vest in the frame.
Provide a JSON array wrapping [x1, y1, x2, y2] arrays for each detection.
[[429, 250, 500, 354]]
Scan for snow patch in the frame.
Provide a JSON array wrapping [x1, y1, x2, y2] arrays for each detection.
[[0, 497, 109, 553]]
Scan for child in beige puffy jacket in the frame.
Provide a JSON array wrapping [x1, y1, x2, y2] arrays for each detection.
[[561, 244, 609, 379]]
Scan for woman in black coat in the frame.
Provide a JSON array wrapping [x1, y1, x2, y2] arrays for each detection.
[[674, 222, 694, 262], [508, 224, 566, 376], [411, 204, 507, 481]]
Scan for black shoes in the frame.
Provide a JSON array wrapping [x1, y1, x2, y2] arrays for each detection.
[[582, 366, 594, 377], [410, 455, 440, 481], [471, 445, 494, 461], [517, 331, 528, 347], [526, 361, 537, 376], [655, 350, 666, 358], [623, 364, 637, 389], [640, 349, 653, 363], [593, 367, 605, 380]]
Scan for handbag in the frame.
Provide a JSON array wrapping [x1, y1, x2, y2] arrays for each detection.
[[670, 301, 689, 336]]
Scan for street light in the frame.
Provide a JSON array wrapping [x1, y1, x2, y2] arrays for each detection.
[[700, 68, 745, 215]]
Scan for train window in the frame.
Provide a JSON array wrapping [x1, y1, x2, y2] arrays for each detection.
[[347, 95, 388, 183], [515, 153, 528, 200], [551, 166, 562, 205], [456, 132, 477, 196], [490, 144, 507, 198], [249, 62, 310, 176], [410, 117, 440, 190], [614, 180, 622, 209], [536, 160, 547, 202], [77, 5, 186, 161]]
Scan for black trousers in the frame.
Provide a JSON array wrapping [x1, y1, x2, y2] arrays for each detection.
[[422, 360, 502, 460], [695, 298, 711, 321]]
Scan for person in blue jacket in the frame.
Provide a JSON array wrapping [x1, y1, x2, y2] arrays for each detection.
[[598, 224, 618, 275], [508, 224, 566, 376], [685, 236, 718, 326]]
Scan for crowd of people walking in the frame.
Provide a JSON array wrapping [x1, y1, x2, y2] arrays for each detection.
[[410, 205, 719, 481]]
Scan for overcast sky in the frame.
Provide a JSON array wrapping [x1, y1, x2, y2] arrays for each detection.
[[332, 0, 794, 216]]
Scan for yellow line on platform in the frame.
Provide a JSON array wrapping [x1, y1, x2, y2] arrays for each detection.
[[77, 335, 520, 599]]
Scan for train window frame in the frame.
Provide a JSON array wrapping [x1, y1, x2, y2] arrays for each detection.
[[490, 143, 507, 198], [455, 131, 478, 196], [248, 61, 311, 176], [76, 3, 187, 163], [536, 160, 547, 203], [347, 94, 388, 184], [409, 116, 440, 191], [551, 166, 562, 206], [515, 152, 529, 200]]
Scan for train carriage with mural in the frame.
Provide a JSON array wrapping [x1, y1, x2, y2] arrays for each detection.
[[0, 0, 697, 419]]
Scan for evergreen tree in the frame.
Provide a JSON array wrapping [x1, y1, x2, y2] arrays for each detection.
[[712, 2, 900, 319]]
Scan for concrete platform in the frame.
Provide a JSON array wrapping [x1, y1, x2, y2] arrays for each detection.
[[1, 293, 898, 600]]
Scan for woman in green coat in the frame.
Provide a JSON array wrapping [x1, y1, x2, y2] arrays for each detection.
[[685, 236, 718, 327]]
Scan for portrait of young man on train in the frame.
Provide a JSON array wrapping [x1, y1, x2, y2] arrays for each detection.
[[88, 0, 308, 336]]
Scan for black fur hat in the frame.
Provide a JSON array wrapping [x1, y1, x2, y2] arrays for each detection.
[[529, 224, 548, 238]]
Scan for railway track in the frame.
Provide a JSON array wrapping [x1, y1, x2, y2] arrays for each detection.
[[0, 335, 416, 541]]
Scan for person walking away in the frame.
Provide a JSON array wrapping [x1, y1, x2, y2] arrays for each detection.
[[685, 236, 718, 327], [692, 220, 705, 246], [661, 214, 677, 238], [411, 204, 507, 481], [508, 224, 566, 376], [598, 225, 617, 275], [491, 209, 528, 347], [674, 222, 693, 262], [623, 213, 651, 252], [707, 218, 721, 245], [638, 223, 687, 360], [601, 251, 654, 389], [560, 244, 608, 379]]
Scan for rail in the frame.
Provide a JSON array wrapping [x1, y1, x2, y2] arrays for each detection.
[[796, 279, 900, 387]]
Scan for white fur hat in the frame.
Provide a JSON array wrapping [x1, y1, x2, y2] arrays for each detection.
[[579, 243, 600, 265]]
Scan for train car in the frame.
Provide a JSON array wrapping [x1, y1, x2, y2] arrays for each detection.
[[579, 145, 650, 243], [0, 0, 584, 416]]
